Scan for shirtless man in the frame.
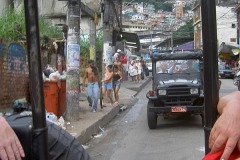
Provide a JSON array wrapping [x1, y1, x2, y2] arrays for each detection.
[[82, 60, 100, 112]]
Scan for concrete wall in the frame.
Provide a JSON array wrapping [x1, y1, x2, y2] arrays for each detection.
[[82, 0, 101, 13], [216, 6, 237, 46], [0, 0, 9, 16]]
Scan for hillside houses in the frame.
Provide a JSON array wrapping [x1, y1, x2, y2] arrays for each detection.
[[122, 1, 192, 34]]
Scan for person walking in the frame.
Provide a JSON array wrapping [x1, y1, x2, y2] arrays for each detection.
[[129, 60, 137, 83], [82, 60, 100, 112], [136, 60, 142, 83], [113, 57, 123, 72], [102, 64, 114, 107], [140, 56, 146, 77], [112, 65, 122, 104]]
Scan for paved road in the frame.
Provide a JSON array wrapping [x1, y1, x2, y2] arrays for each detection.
[[87, 78, 237, 160]]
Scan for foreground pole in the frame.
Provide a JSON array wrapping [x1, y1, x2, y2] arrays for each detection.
[[24, 0, 48, 159], [201, 0, 219, 154]]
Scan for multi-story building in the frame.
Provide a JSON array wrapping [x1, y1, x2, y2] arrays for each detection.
[[217, 6, 237, 47], [122, 22, 151, 32], [131, 13, 145, 22], [137, 3, 144, 13], [143, 3, 155, 15], [175, 4, 184, 19], [192, 0, 202, 49], [193, 0, 238, 56]]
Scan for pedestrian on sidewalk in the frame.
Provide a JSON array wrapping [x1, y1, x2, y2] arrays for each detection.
[[113, 57, 123, 72], [129, 60, 137, 83], [140, 56, 146, 78], [102, 64, 114, 107], [136, 60, 142, 83], [82, 60, 100, 112], [112, 65, 122, 104]]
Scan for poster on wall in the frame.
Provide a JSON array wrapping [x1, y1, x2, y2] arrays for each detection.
[[67, 44, 80, 71], [103, 42, 113, 67], [90, 45, 95, 60]]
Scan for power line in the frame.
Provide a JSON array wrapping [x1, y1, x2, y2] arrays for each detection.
[[217, 8, 232, 20]]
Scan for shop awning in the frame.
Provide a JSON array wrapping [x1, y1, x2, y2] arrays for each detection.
[[218, 42, 239, 58], [120, 31, 140, 51], [114, 30, 140, 51]]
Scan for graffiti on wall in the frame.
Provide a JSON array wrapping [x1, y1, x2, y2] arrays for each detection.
[[0, 43, 29, 109], [8, 43, 26, 72], [0, 43, 6, 76], [0, 43, 6, 59]]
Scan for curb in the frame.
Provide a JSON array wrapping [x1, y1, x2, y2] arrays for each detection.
[[77, 105, 120, 144], [77, 77, 151, 144], [133, 77, 152, 97]]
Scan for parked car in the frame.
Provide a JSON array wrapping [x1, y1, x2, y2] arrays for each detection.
[[218, 64, 235, 78], [145, 58, 152, 72], [146, 51, 204, 129]]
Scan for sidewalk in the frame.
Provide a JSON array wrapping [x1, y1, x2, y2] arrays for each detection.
[[65, 75, 151, 144]]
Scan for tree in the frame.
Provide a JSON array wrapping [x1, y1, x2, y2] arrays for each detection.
[[0, 7, 62, 42], [173, 19, 194, 39]]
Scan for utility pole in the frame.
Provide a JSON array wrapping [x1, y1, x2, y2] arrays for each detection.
[[65, 0, 81, 121], [102, 0, 113, 72], [90, 17, 96, 62], [150, 31, 153, 55], [170, 22, 174, 50]]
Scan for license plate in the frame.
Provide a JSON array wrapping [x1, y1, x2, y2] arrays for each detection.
[[171, 106, 187, 112]]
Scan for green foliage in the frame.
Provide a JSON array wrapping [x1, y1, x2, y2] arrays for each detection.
[[173, 19, 194, 39], [39, 17, 62, 39], [155, 2, 172, 11], [80, 35, 90, 58], [96, 32, 103, 74], [0, 7, 25, 41], [79, 32, 103, 73], [0, 7, 62, 42], [184, 4, 193, 12]]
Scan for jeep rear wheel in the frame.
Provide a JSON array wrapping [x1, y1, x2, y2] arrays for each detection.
[[147, 100, 157, 129]]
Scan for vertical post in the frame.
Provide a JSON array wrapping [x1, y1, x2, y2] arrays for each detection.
[[150, 31, 153, 55], [90, 18, 96, 62], [66, 0, 81, 121], [102, 0, 113, 73], [24, 0, 48, 159], [171, 30, 173, 50], [201, 0, 219, 154]]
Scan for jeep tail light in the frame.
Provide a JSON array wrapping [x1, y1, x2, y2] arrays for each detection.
[[149, 90, 154, 96]]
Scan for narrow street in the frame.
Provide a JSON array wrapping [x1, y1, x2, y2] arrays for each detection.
[[87, 78, 237, 160]]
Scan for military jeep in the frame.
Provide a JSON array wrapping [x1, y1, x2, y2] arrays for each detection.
[[146, 51, 204, 129]]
